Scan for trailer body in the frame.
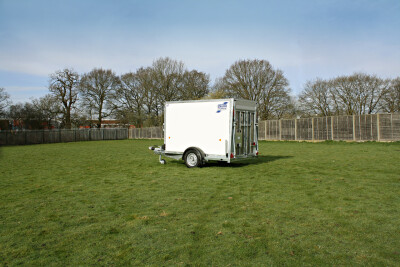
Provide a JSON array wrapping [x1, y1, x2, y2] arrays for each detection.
[[150, 99, 258, 167]]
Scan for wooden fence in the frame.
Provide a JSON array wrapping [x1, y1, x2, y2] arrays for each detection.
[[0, 128, 128, 146]]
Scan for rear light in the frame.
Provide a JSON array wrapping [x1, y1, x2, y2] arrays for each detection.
[[230, 153, 234, 159], [256, 152, 259, 156], [252, 142, 256, 146]]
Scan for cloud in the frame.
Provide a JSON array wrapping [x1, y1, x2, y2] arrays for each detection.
[[1, 35, 399, 98]]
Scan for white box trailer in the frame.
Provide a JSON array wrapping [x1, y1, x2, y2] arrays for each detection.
[[149, 99, 259, 167]]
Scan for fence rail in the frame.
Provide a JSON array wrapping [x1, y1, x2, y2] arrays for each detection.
[[0, 128, 128, 146], [128, 113, 400, 142]]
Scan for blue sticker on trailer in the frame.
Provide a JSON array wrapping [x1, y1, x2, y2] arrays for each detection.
[[217, 102, 228, 113]]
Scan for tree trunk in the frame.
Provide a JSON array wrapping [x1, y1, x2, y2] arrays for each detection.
[[97, 109, 102, 128], [65, 109, 71, 129]]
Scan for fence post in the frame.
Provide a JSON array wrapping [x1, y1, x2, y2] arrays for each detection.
[[294, 119, 297, 141], [269, 121, 271, 140], [352, 115, 356, 141], [325, 116, 328, 140], [377, 114, 380, 141], [311, 118, 314, 142], [391, 113, 394, 140], [279, 120, 282, 140], [74, 129, 77, 142], [331, 116, 334, 140], [264, 121, 267, 140], [42, 130, 45, 144], [370, 115, 373, 141]]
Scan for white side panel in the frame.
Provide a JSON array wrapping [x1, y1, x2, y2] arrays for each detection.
[[165, 100, 232, 155]]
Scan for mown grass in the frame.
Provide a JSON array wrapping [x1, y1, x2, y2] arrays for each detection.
[[0, 140, 399, 266]]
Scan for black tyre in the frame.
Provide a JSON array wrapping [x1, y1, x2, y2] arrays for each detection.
[[184, 149, 202, 168]]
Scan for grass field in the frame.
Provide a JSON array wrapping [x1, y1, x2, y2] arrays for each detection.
[[0, 140, 399, 266]]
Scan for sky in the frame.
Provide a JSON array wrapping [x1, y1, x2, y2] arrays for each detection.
[[0, 0, 399, 103]]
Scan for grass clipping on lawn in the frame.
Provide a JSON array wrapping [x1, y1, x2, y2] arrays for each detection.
[[0, 140, 399, 265]]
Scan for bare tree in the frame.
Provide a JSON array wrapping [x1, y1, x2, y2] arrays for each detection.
[[208, 78, 229, 99], [8, 103, 24, 123], [137, 67, 159, 121], [8, 102, 39, 129], [79, 68, 119, 128], [219, 59, 292, 119], [329, 75, 357, 115], [112, 58, 211, 126], [298, 79, 334, 116], [31, 94, 62, 127], [49, 69, 79, 128], [114, 64, 210, 127], [354, 73, 390, 114], [6, 96, 62, 130], [222, 59, 271, 101], [112, 67, 163, 127], [180, 70, 210, 100], [152, 57, 185, 108], [114, 70, 146, 126], [0, 87, 11, 117], [330, 73, 390, 115], [380, 77, 400, 113]]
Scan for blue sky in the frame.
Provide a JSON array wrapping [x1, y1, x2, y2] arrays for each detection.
[[1, 0, 399, 103]]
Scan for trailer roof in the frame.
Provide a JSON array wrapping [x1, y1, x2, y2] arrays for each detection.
[[166, 98, 257, 105]]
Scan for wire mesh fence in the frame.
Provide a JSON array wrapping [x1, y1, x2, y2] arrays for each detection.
[[127, 113, 399, 142], [128, 127, 164, 139], [258, 113, 399, 141], [0, 128, 129, 146]]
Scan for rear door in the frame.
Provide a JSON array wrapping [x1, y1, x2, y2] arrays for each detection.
[[233, 110, 256, 156]]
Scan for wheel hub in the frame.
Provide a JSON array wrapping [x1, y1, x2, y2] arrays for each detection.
[[187, 152, 198, 167]]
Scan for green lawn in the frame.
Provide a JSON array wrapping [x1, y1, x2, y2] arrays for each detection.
[[0, 140, 399, 266]]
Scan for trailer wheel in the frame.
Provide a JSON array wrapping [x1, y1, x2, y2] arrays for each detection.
[[184, 149, 202, 168]]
